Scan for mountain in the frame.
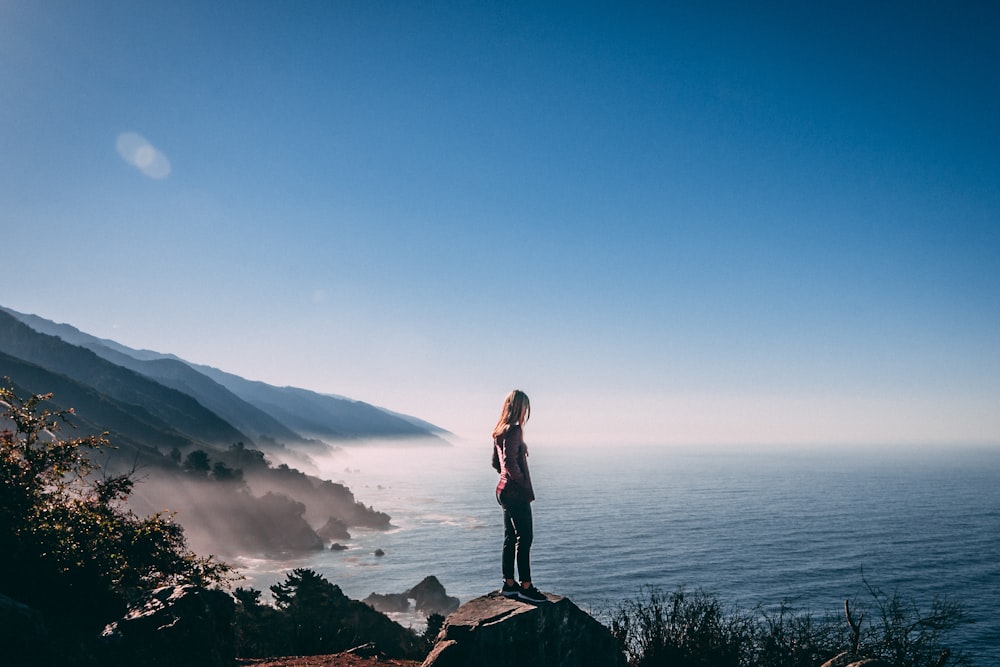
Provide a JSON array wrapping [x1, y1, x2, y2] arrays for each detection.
[[0, 305, 447, 558], [0, 349, 191, 456], [0, 309, 250, 449], [1, 306, 448, 445], [188, 367, 445, 440]]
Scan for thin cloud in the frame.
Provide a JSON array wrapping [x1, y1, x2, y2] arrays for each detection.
[[115, 131, 171, 179]]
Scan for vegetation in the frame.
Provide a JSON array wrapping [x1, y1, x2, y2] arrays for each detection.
[[0, 383, 231, 662], [234, 568, 424, 660], [1, 380, 976, 666], [608, 583, 969, 667]]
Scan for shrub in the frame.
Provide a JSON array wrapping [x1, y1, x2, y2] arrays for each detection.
[[0, 383, 231, 659], [847, 578, 970, 667], [234, 568, 424, 660], [610, 586, 751, 667], [608, 583, 970, 667]]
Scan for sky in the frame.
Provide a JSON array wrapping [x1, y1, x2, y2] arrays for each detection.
[[2, 1, 998, 447]]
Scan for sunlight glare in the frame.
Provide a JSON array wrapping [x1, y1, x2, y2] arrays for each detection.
[[115, 131, 171, 179]]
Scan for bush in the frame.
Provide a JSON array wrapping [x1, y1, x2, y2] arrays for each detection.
[[608, 582, 970, 667], [234, 568, 425, 660], [849, 579, 970, 667], [610, 586, 751, 667], [0, 383, 231, 661]]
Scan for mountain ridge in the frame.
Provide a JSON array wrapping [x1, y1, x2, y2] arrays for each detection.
[[0, 305, 448, 448], [0, 305, 446, 558], [0, 308, 250, 448]]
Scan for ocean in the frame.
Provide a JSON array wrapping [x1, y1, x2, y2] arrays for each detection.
[[238, 441, 1000, 664]]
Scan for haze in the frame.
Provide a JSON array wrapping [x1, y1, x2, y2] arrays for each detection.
[[2, 2, 998, 446]]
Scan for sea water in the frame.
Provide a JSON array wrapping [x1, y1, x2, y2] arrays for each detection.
[[238, 441, 1000, 663]]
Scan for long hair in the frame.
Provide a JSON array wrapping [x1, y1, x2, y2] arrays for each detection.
[[492, 389, 530, 438]]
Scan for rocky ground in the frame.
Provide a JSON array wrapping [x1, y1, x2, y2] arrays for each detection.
[[237, 654, 421, 667]]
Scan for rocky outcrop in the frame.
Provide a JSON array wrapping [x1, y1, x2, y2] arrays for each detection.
[[317, 516, 352, 541], [99, 585, 234, 667], [407, 576, 461, 615], [365, 576, 460, 616], [422, 591, 626, 667], [365, 591, 412, 613]]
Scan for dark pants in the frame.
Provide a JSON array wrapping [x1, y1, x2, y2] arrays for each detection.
[[499, 493, 533, 583]]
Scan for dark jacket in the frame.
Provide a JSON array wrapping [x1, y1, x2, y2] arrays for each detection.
[[492, 424, 534, 502]]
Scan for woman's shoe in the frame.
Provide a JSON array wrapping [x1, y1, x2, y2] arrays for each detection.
[[515, 584, 548, 603]]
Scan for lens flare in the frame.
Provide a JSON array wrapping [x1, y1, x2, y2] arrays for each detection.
[[115, 131, 171, 179]]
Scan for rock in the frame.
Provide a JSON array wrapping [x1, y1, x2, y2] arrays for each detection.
[[364, 591, 412, 613], [405, 576, 460, 615], [374, 548, 386, 557], [99, 584, 234, 667], [317, 516, 352, 541], [330, 542, 349, 551], [422, 591, 626, 667], [365, 576, 461, 616]]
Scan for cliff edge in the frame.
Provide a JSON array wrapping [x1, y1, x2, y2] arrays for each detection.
[[422, 591, 625, 667]]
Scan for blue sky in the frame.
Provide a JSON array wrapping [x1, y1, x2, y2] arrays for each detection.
[[2, 1, 998, 445]]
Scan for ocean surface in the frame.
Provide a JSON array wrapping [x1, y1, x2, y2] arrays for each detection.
[[239, 441, 1000, 664]]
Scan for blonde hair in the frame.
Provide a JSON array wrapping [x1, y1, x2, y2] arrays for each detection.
[[492, 389, 530, 438]]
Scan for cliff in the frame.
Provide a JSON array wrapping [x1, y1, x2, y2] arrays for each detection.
[[422, 591, 625, 667]]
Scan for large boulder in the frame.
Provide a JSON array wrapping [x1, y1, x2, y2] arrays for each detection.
[[365, 575, 460, 616], [407, 576, 460, 615], [364, 591, 412, 613], [99, 584, 234, 667], [317, 516, 351, 541], [423, 591, 626, 667]]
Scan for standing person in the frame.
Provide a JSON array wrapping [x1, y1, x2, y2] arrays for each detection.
[[492, 389, 548, 603]]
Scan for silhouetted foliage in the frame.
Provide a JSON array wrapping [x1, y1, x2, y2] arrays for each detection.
[[233, 574, 444, 662], [212, 460, 243, 482], [0, 383, 231, 662], [233, 586, 285, 658], [753, 601, 842, 667], [610, 587, 750, 667], [228, 440, 267, 469], [234, 568, 424, 660], [609, 583, 970, 667], [852, 577, 970, 667], [184, 449, 212, 475], [424, 612, 446, 649]]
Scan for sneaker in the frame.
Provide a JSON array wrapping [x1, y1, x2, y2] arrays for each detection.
[[515, 584, 548, 603], [501, 581, 520, 598]]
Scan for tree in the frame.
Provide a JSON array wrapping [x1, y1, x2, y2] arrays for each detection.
[[424, 612, 445, 650], [0, 382, 231, 659], [235, 568, 425, 660], [269, 568, 348, 655], [183, 449, 212, 475], [233, 586, 285, 658], [212, 460, 243, 483]]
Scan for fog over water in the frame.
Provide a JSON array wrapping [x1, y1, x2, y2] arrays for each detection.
[[232, 440, 1000, 661]]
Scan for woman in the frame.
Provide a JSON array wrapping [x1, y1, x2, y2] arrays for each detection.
[[491, 389, 547, 603]]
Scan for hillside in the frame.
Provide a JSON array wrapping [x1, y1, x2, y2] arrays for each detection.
[[0, 305, 447, 557], [1, 306, 447, 444], [0, 309, 249, 448]]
